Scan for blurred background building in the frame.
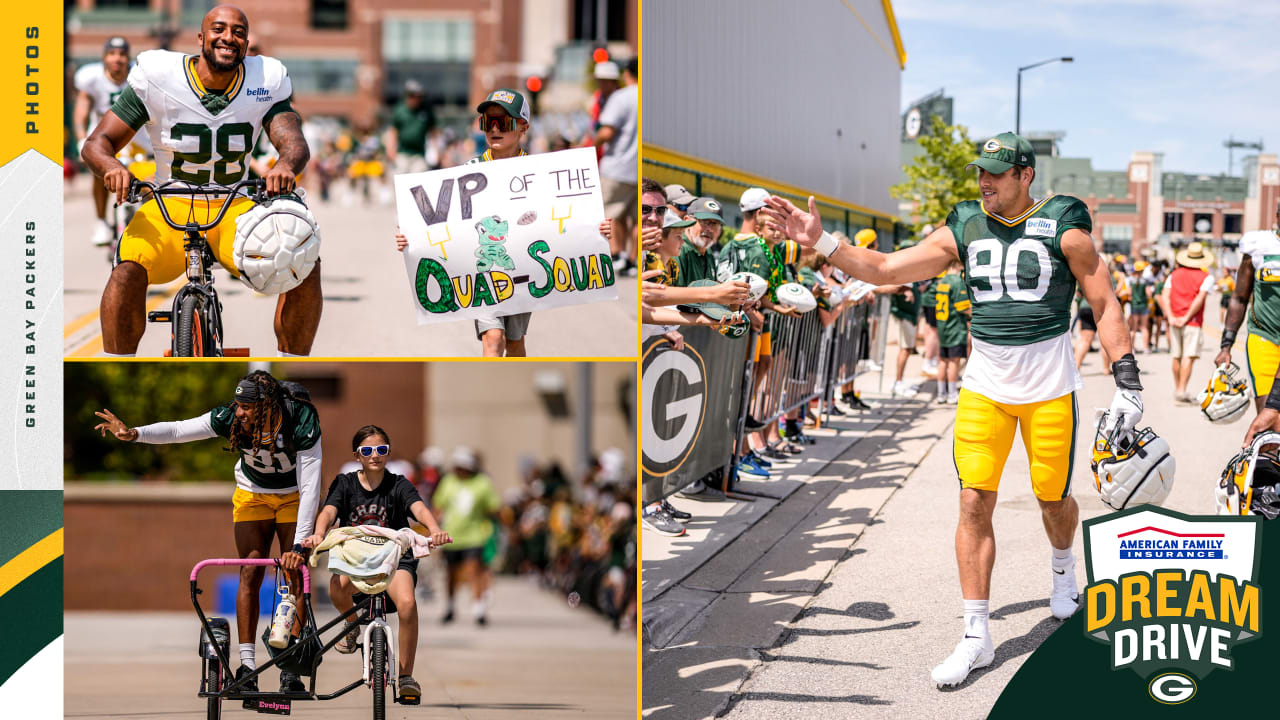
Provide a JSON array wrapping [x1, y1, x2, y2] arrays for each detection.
[[898, 90, 1279, 263]]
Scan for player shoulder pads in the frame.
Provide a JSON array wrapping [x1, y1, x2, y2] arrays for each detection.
[[1217, 431, 1280, 518], [1091, 416, 1176, 511], [233, 194, 321, 295], [1197, 362, 1251, 424]]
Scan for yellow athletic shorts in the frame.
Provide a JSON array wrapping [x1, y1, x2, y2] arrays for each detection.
[[952, 388, 1078, 501], [1246, 333, 1280, 398], [754, 331, 772, 361], [117, 195, 257, 284], [231, 488, 299, 524]]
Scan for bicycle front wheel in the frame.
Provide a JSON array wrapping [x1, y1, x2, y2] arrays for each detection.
[[205, 658, 222, 720], [369, 626, 387, 720], [174, 293, 207, 357]]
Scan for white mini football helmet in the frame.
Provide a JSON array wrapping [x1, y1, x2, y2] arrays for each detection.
[[1217, 431, 1280, 519], [1196, 362, 1251, 424], [1091, 413, 1177, 510], [233, 196, 321, 295]]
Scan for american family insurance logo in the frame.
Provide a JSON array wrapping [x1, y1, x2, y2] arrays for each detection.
[[1082, 507, 1263, 705]]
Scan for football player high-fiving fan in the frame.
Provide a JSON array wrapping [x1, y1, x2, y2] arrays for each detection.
[[81, 6, 319, 357], [1217, 202, 1280, 416], [763, 132, 1155, 688]]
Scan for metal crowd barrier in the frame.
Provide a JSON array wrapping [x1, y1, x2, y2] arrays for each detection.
[[743, 296, 890, 445]]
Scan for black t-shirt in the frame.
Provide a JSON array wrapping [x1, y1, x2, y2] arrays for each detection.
[[324, 471, 422, 533]]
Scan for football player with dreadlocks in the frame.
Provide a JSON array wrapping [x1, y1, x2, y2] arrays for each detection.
[[94, 369, 321, 695]]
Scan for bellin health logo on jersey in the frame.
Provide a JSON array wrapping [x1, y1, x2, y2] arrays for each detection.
[[1081, 507, 1263, 705]]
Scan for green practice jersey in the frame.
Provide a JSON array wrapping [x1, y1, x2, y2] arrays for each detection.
[[890, 282, 922, 321], [946, 195, 1091, 345], [209, 397, 321, 490], [933, 272, 971, 347], [717, 233, 788, 301], [1239, 230, 1280, 345], [674, 239, 717, 286]]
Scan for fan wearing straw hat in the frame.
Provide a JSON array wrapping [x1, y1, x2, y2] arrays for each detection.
[[1159, 241, 1216, 402]]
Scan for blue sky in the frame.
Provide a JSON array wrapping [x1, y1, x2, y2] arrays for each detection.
[[897, 0, 1280, 176]]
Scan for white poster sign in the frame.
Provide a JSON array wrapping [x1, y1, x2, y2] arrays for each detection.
[[394, 147, 618, 324]]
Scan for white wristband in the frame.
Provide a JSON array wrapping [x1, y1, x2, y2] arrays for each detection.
[[814, 231, 839, 257]]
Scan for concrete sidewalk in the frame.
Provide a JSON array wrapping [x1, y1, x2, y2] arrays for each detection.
[[644, 318, 1244, 719]]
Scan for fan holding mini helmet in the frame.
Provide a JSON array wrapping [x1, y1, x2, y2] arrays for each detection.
[[1197, 363, 1251, 424], [80, 5, 321, 356], [1217, 432, 1280, 518], [1091, 413, 1177, 510]]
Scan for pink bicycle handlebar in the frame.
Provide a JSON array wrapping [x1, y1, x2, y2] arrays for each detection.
[[190, 558, 311, 594]]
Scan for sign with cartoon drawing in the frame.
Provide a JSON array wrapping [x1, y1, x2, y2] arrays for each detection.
[[393, 147, 617, 325]]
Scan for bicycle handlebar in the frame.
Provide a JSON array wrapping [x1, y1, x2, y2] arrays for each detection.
[[128, 178, 268, 234], [190, 558, 311, 594]]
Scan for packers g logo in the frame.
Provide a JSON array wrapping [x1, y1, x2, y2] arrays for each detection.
[[704, 200, 720, 212], [641, 341, 707, 476], [1148, 673, 1196, 705], [983, 138, 1003, 153]]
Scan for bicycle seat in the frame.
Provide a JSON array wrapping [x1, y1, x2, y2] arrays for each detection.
[[352, 591, 398, 619]]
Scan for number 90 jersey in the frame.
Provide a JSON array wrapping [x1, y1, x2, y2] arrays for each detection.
[[946, 195, 1091, 346], [126, 50, 292, 185], [208, 397, 320, 492]]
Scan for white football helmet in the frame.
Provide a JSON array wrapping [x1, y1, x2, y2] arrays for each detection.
[[233, 196, 321, 295], [1091, 413, 1177, 510], [1196, 362, 1251, 424], [1217, 431, 1280, 518]]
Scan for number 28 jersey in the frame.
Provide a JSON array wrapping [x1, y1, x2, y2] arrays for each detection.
[[209, 397, 320, 492], [116, 50, 293, 185], [946, 195, 1091, 346]]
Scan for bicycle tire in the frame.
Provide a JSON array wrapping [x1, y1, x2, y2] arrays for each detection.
[[206, 658, 222, 720], [370, 626, 387, 720], [174, 293, 205, 357]]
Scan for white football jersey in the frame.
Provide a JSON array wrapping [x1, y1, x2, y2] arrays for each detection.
[[1239, 229, 1280, 274], [74, 61, 128, 126], [128, 50, 293, 185]]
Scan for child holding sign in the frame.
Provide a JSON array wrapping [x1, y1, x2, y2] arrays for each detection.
[[396, 89, 533, 357]]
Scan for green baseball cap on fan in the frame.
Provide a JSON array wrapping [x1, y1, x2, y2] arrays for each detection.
[[476, 89, 531, 123], [966, 132, 1036, 174]]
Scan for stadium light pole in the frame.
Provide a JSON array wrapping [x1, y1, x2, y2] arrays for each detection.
[[1016, 57, 1073, 136]]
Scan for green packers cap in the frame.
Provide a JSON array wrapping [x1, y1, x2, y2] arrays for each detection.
[[687, 196, 724, 223], [476, 89, 531, 123], [966, 132, 1036, 174], [677, 280, 737, 320]]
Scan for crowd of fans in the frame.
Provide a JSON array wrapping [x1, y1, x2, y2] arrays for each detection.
[[374, 446, 636, 630], [639, 178, 900, 535]]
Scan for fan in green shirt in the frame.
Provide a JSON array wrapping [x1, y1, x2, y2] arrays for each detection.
[[432, 447, 501, 625]]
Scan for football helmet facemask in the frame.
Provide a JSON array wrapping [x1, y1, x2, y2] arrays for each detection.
[[1197, 362, 1251, 424], [1091, 413, 1177, 510], [1216, 431, 1280, 519]]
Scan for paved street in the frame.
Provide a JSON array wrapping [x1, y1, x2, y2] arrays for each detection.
[[62, 180, 637, 358], [66, 575, 634, 719], [642, 315, 1243, 719]]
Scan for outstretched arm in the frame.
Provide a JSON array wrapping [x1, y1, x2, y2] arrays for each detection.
[[761, 195, 957, 285]]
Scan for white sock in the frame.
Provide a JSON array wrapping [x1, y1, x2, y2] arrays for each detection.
[[473, 590, 491, 618], [278, 350, 307, 357], [939, 381, 950, 396], [102, 352, 136, 358], [239, 642, 256, 670], [1052, 546, 1073, 569], [962, 599, 990, 642]]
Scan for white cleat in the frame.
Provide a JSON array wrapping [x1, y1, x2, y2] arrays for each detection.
[[1050, 562, 1080, 619], [92, 220, 114, 247], [931, 636, 994, 687]]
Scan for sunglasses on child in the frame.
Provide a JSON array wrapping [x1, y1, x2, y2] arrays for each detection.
[[478, 114, 520, 132], [357, 445, 390, 457]]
